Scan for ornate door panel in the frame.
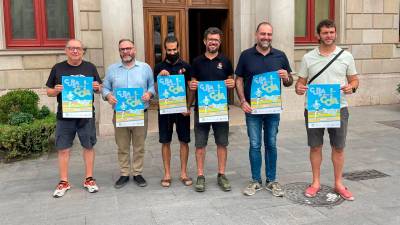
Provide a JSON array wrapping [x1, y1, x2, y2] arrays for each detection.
[[144, 9, 187, 69]]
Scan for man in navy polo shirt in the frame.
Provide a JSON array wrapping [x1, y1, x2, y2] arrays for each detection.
[[154, 36, 193, 188], [189, 27, 235, 192], [235, 22, 293, 197]]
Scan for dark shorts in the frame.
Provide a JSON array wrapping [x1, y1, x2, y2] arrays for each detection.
[[55, 118, 97, 150], [304, 107, 349, 149], [194, 111, 229, 148], [158, 112, 190, 144]]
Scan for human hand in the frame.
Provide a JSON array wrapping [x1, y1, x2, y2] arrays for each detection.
[[295, 83, 308, 95], [189, 80, 198, 91], [158, 70, 170, 76], [142, 92, 152, 102], [225, 78, 235, 88]]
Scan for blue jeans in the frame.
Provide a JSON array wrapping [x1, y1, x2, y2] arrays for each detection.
[[245, 113, 280, 183]]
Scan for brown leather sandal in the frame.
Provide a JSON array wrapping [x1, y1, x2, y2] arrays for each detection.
[[179, 177, 193, 186], [161, 179, 171, 188]]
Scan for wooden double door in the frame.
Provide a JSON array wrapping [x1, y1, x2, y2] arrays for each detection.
[[144, 0, 232, 68]]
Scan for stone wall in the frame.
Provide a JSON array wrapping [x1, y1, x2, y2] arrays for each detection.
[[294, 0, 400, 108]]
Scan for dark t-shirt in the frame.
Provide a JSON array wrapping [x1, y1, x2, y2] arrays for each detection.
[[46, 60, 102, 119], [235, 46, 292, 102], [154, 59, 191, 83], [191, 54, 233, 110], [154, 59, 191, 114]]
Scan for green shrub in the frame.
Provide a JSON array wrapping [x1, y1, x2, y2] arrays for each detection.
[[0, 114, 56, 161], [0, 89, 39, 123], [8, 112, 34, 125], [0, 89, 56, 162], [37, 105, 51, 119]]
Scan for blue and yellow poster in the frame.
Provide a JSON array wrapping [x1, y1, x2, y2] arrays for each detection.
[[115, 88, 144, 127], [62, 76, 93, 118], [198, 81, 228, 123], [307, 84, 341, 128], [250, 71, 282, 114], [157, 75, 187, 114]]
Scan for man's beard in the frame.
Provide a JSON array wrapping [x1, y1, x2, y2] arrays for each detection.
[[320, 38, 335, 45], [166, 52, 179, 63], [207, 46, 219, 54], [121, 55, 134, 63], [258, 40, 271, 50]]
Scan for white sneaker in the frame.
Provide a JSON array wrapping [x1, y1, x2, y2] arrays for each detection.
[[83, 177, 99, 193], [243, 181, 262, 196], [53, 181, 71, 198]]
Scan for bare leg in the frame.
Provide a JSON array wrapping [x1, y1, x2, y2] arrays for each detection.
[[332, 147, 345, 190], [196, 147, 206, 176], [161, 143, 172, 180], [217, 145, 227, 174], [310, 145, 323, 188], [58, 149, 70, 181], [179, 142, 189, 178], [83, 148, 95, 178]]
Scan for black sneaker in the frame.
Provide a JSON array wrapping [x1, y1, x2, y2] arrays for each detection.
[[133, 175, 147, 187], [114, 176, 129, 189], [195, 175, 205, 192]]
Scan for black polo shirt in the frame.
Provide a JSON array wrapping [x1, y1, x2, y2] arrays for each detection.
[[154, 59, 191, 83], [235, 45, 292, 102], [191, 53, 233, 110]]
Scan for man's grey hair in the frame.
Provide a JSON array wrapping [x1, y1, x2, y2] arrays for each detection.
[[65, 39, 86, 51]]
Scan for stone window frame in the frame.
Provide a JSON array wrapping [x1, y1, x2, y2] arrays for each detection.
[[0, 0, 81, 52]]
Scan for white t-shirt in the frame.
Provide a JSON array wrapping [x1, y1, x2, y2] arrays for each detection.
[[298, 46, 357, 108]]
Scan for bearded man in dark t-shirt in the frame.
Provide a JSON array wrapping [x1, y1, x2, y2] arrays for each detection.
[[154, 36, 193, 188]]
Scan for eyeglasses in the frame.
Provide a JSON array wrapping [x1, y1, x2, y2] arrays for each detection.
[[66, 46, 83, 52], [207, 39, 221, 43], [119, 47, 134, 52]]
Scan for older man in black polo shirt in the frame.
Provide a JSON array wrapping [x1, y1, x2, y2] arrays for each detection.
[[235, 22, 293, 197], [189, 27, 235, 192], [154, 36, 193, 188]]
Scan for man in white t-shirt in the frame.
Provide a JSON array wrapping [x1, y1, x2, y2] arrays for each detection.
[[295, 19, 359, 201]]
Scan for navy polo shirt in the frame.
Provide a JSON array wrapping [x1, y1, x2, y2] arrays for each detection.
[[191, 53, 234, 110], [235, 45, 292, 102], [154, 59, 191, 82]]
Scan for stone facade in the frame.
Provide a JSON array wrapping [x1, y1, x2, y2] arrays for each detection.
[[294, 0, 400, 108], [0, 0, 399, 135], [0, 0, 104, 124]]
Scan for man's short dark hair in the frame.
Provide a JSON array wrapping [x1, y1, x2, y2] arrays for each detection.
[[164, 36, 179, 49], [256, 22, 273, 32], [118, 38, 134, 46], [203, 27, 223, 40], [316, 19, 336, 35]]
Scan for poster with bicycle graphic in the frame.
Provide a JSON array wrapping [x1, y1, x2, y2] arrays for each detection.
[[307, 84, 340, 128], [198, 81, 228, 123], [157, 75, 187, 114], [115, 88, 144, 127], [62, 76, 93, 118], [250, 71, 282, 114]]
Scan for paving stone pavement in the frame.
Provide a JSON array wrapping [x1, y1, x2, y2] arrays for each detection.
[[1, 104, 400, 225]]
